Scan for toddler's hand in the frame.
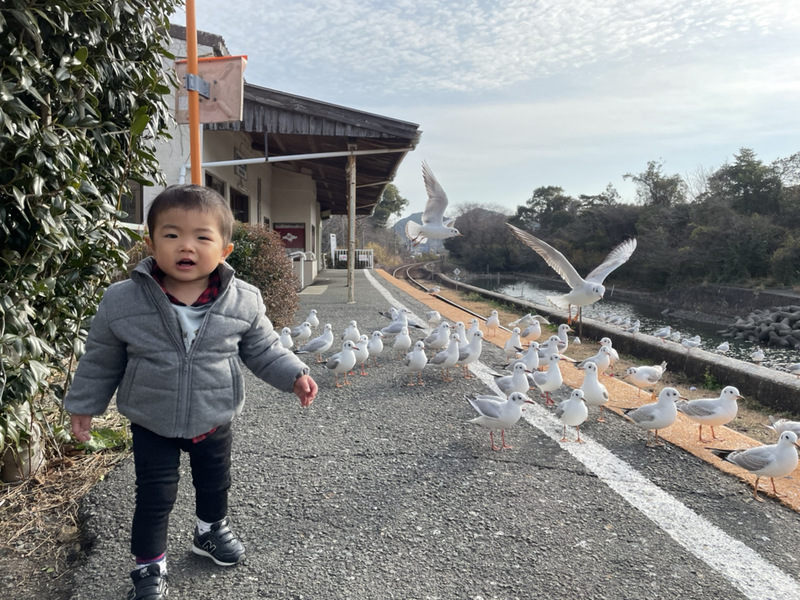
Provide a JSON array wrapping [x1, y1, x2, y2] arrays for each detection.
[[70, 414, 93, 442], [294, 374, 318, 407]]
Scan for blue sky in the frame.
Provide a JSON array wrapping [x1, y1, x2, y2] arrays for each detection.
[[178, 0, 800, 218]]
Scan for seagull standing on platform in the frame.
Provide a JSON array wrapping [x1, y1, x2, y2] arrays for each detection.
[[304, 309, 320, 330], [466, 318, 482, 340], [279, 327, 294, 350], [485, 310, 500, 336], [367, 331, 385, 367], [710, 431, 800, 502], [352, 334, 370, 376], [405, 161, 462, 247], [291, 321, 313, 346], [404, 340, 428, 386], [504, 341, 540, 373], [622, 387, 685, 447], [466, 392, 533, 451], [491, 362, 532, 397], [578, 361, 610, 422], [458, 330, 484, 378], [624, 361, 667, 398], [393, 326, 412, 358], [531, 353, 564, 405], [429, 333, 460, 382], [341, 320, 360, 343], [556, 389, 589, 443], [766, 415, 800, 437], [507, 223, 637, 325], [504, 327, 524, 358], [295, 323, 334, 363], [676, 386, 742, 442], [325, 340, 357, 387]]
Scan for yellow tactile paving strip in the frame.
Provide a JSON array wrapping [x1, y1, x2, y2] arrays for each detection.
[[374, 269, 800, 512]]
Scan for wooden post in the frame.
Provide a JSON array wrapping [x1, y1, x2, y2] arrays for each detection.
[[185, 0, 202, 184], [347, 146, 357, 303]]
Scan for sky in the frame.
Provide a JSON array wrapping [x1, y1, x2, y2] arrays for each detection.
[[176, 0, 800, 219]]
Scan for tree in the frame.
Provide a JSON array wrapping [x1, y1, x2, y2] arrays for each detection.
[[624, 160, 687, 208], [578, 183, 621, 211], [1, 1, 176, 471], [510, 186, 574, 232], [707, 148, 782, 216], [368, 183, 408, 228]]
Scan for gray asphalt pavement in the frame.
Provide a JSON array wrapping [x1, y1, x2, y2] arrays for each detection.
[[71, 269, 800, 600]]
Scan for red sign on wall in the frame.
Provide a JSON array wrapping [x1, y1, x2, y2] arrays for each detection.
[[274, 223, 305, 249]]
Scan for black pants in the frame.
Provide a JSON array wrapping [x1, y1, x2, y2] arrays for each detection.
[[130, 422, 233, 559]]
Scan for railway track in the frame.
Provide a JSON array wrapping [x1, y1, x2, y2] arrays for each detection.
[[391, 261, 512, 334]]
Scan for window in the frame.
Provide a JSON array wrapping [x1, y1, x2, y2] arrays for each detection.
[[119, 182, 143, 224], [205, 173, 226, 197], [230, 188, 249, 223]]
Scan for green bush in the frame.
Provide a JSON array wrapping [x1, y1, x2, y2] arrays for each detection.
[[227, 223, 300, 328]]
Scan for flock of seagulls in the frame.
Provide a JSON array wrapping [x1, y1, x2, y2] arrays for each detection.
[[281, 294, 799, 504]]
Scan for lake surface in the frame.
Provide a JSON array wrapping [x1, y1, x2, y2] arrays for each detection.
[[468, 275, 800, 375]]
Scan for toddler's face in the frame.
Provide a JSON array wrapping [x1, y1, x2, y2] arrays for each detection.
[[145, 207, 233, 285]]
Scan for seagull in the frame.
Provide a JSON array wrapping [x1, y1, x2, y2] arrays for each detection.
[[716, 341, 730, 354], [352, 334, 370, 376], [341, 320, 360, 343], [751, 347, 765, 364], [555, 389, 589, 443], [290, 321, 313, 346], [575, 346, 613, 377], [466, 318, 482, 340], [454, 321, 469, 347], [379, 307, 399, 321], [429, 333, 460, 382], [530, 353, 564, 406], [537, 335, 566, 360], [520, 319, 542, 341], [466, 391, 533, 451], [485, 310, 500, 336], [507, 223, 637, 324], [304, 309, 319, 330], [765, 416, 800, 437], [424, 322, 451, 347], [457, 330, 484, 378], [623, 361, 668, 398], [578, 361, 610, 422], [405, 161, 462, 246], [491, 362, 532, 397], [294, 323, 334, 363], [681, 335, 702, 353], [788, 363, 800, 377], [367, 331, 385, 367], [598, 337, 619, 370], [504, 327, 524, 358], [676, 386, 742, 442], [403, 340, 428, 386], [426, 310, 442, 327], [428, 285, 441, 295], [279, 327, 294, 350], [504, 341, 540, 373], [381, 310, 414, 336], [709, 431, 800, 502], [653, 325, 671, 343], [393, 326, 413, 358], [623, 387, 685, 447], [324, 340, 357, 387]]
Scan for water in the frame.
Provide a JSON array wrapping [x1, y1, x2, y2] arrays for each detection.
[[469, 275, 800, 375]]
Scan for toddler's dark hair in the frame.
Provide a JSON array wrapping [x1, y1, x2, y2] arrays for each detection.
[[147, 184, 235, 245]]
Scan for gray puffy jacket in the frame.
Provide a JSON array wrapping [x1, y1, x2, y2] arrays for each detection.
[[65, 258, 309, 439]]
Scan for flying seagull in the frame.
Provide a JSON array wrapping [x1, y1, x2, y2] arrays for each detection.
[[507, 223, 637, 325], [405, 161, 462, 247]]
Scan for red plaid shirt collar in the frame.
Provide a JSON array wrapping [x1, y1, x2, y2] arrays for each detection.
[[150, 263, 221, 307]]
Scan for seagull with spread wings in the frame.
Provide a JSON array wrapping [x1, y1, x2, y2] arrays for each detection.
[[405, 162, 462, 247], [507, 223, 636, 325]]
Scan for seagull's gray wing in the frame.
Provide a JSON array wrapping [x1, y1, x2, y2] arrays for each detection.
[[507, 224, 584, 288], [421, 161, 449, 226], [676, 399, 718, 418], [728, 447, 776, 472], [585, 238, 637, 284], [297, 337, 327, 354], [325, 354, 341, 370], [626, 404, 658, 424], [467, 395, 506, 419]]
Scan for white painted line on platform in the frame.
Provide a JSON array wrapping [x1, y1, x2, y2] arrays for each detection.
[[365, 269, 800, 600]]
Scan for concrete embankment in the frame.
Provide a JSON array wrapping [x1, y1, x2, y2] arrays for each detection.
[[431, 272, 800, 414]]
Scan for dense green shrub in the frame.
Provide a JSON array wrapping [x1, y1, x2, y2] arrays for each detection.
[[0, 1, 176, 473], [227, 223, 300, 328]]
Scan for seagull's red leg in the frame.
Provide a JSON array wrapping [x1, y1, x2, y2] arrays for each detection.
[[597, 406, 606, 423], [560, 424, 569, 442], [576, 426, 585, 444], [500, 430, 513, 450], [753, 477, 765, 502], [490, 431, 501, 451], [417, 371, 425, 386], [334, 374, 342, 388], [360, 362, 368, 376]]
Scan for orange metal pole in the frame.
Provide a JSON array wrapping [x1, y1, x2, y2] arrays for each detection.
[[185, 0, 202, 184]]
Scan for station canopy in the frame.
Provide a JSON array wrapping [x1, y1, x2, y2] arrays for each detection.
[[206, 83, 421, 216]]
